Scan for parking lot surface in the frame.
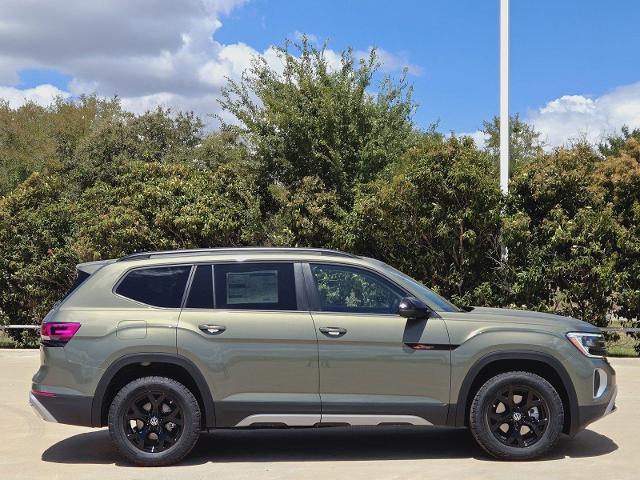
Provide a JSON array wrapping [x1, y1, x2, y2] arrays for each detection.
[[1, 349, 637, 480]]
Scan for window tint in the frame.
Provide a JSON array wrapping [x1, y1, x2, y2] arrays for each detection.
[[214, 263, 296, 310], [310, 264, 405, 314], [116, 266, 191, 308], [186, 265, 213, 309]]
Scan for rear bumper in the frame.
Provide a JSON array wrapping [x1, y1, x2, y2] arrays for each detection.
[[29, 392, 57, 422], [29, 391, 93, 426]]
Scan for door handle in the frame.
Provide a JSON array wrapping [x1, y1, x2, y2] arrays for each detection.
[[199, 324, 226, 335], [319, 327, 347, 337]]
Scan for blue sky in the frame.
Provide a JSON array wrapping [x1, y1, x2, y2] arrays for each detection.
[[2, 0, 639, 146], [215, 0, 640, 134]]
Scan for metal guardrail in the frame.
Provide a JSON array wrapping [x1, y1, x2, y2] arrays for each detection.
[[0, 325, 39, 330], [601, 327, 640, 333]]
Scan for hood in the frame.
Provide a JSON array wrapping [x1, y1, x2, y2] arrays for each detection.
[[462, 306, 600, 332]]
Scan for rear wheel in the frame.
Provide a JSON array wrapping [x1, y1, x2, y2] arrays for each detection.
[[469, 371, 564, 460], [108, 376, 201, 466]]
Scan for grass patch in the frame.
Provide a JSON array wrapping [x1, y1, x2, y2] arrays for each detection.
[[0, 331, 16, 348], [606, 333, 639, 357]]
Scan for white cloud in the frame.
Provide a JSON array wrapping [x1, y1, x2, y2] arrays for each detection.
[[528, 82, 640, 147], [293, 31, 319, 45], [349, 47, 423, 76], [0, 84, 70, 108], [454, 82, 640, 150], [458, 130, 489, 149], [0, 0, 252, 122], [0, 1, 420, 125], [368, 48, 423, 76]]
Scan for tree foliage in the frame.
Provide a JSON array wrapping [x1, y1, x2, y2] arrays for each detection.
[[482, 114, 545, 171], [219, 38, 416, 208], [0, 40, 639, 351], [343, 133, 503, 306]]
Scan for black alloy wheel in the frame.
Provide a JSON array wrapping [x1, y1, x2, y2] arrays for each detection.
[[486, 384, 549, 448], [108, 376, 201, 466], [123, 390, 184, 453], [469, 371, 564, 460]]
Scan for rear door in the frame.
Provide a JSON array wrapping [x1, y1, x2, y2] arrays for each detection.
[[305, 262, 451, 425], [177, 262, 320, 427]]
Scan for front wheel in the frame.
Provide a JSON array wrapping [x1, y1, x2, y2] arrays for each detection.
[[469, 371, 564, 460], [108, 376, 201, 466]]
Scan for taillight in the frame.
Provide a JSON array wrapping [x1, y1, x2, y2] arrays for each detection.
[[40, 322, 81, 347]]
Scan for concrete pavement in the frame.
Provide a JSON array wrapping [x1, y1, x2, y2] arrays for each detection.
[[1, 349, 637, 480]]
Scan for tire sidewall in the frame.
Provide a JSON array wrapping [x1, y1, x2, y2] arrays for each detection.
[[471, 372, 564, 460], [108, 377, 200, 466]]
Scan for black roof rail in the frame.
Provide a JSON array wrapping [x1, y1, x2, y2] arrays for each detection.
[[117, 247, 358, 262]]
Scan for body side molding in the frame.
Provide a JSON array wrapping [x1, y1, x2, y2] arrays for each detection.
[[234, 413, 433, 427]]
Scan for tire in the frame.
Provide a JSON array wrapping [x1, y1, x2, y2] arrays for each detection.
[[469, 371, 564, 460], [108, 376, 201, 466]]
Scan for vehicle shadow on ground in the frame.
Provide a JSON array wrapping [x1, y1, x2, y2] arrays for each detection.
[[41, 426, 618, 466]]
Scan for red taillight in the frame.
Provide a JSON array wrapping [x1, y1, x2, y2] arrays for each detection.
[[40, 322, 81, 346], [31, 390, 57, 397]]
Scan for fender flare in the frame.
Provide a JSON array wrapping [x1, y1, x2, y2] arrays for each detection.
[[451, 350, 579, 434], [91, 353, 216, 428]]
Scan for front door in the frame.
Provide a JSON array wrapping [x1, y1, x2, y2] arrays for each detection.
[[177, 262, 320, 427], [305, 262, 451, 425]]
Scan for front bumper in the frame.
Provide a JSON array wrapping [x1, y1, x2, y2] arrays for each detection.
[[29, 390, 93, 426], [573, 359, 617, 434], [577, 384, 617, 427], [604, 385, 617, 416]]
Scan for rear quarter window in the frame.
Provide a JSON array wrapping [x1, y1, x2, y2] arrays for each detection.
[[115, 266, 191, 308]]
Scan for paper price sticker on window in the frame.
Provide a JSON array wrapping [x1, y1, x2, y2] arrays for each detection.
[[226, 270, 279, 304]]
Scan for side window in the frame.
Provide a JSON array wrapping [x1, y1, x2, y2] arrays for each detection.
[[185, 265, 214, 309], [214, 263, 297, 310], [115, 266, 191, 308], [310, 264, 405, 314]]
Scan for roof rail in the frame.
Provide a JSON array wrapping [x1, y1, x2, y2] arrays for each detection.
[[117, 247, 358, 262]]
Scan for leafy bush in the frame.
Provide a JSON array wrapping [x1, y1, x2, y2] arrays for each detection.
[[219, 39, 416, 208], [342, 133, 504, 306], [0, 40, 639, 354]]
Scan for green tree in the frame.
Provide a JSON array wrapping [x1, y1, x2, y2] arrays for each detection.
[[503, 144, 621, 326], [69, 106, 204, 190], [591, 137, 640, 338], [219, 38, 416, 208], [0, 100, 58, 196], [265, 175, 344, 247], [342, 133, 504, 306], [0, 95, 123, 196], [0, 173, 77, 345], [73, 161, 263, 260], [482, 114, 544, 172]]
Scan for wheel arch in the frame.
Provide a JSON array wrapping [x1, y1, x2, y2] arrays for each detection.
[[91, 353, 216, 429], [451, 351, 579, 435]]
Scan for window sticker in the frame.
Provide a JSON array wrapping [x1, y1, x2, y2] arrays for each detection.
[[226, 270, 279, 304]]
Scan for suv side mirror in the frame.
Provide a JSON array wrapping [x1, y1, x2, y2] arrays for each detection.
[[398, 296, 431, 319]]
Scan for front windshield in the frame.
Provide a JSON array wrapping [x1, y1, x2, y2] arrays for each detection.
[[365, 259, 460, 312]]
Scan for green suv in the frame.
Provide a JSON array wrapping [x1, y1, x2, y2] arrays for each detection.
[[30, 248, 617, 465]]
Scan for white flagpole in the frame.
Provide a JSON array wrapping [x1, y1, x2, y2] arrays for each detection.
[[500, 0, 509, 195]]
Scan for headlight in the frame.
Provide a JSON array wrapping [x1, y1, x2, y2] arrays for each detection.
[[566, 332, 607, 358]]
